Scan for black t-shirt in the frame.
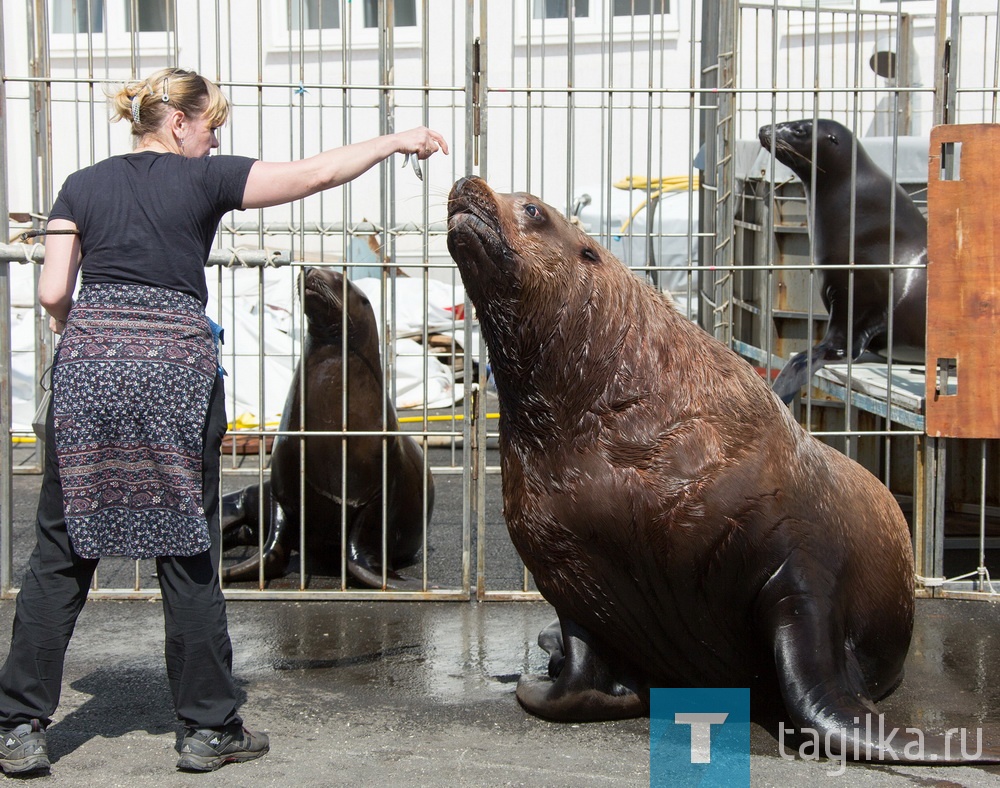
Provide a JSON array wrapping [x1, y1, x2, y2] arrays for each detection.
[[48, 151, 256, 306]]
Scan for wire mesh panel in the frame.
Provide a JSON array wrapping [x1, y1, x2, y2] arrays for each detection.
[[2, 0, 480, 599], [475, 0, 704, 598], [715, 0, 1000, 599], [3, 1, 1000, 601]]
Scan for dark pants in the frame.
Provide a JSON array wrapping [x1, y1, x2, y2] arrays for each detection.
[[0, 376, 242, 731]]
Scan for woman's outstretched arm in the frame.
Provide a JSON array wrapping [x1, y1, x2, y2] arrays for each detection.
[[241, 127, 449, 210]]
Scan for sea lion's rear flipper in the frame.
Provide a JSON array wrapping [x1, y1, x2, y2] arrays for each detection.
[[515, 615, 644, 722], [537, 618, 565, 677], [221, 482, 268, 550], [221, 487, 291, 583]]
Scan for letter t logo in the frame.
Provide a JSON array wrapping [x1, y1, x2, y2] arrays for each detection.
[[674, 712, 729, 763]]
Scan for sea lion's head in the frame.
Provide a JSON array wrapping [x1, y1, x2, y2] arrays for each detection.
[[448, 177, 638, 348], [446, 176, 612, 298], [300, 266, 376, 345], [758, 118, 855, 184], [447, 175, 673, 424]]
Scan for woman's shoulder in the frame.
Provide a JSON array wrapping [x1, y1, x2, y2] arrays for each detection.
[[202, 153, 258, 170], [68, 152, 146, 177]]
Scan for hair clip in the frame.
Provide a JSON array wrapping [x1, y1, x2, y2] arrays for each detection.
[[131, 94, 141, 125], [162, 77, 170, 103]]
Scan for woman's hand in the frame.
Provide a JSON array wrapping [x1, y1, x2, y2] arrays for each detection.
[[392, 127, 449, 160], [49, 316, 67, 335]]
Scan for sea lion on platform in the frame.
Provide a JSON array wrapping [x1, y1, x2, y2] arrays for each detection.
[[758, 119, 927, 403], [446, 175, 994, 763], [221, 266, 433, 589]]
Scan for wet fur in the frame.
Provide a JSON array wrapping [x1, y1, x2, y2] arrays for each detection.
[[446, 176, 994, 763]]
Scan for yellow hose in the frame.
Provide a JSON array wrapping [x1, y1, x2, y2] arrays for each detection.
[[613, 174, 699, 234]]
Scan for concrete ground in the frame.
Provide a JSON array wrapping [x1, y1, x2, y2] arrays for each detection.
[[4, 447, 1000, 786], [1, 598, 1000, 787]]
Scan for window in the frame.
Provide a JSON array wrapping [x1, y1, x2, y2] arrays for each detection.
[[534, 0, 589, 19], [614, 0, 669, 14], [290, 0, 339, 30], [525, 0, 676, 38], [278, 0, 420, 49], [531, 0, 670, 29], [533, 0, 670, 19], [127, 0, 174, 32], [52, 0, 103, 33], [51, 0, 173, 36], [363, 0, 416, 28]]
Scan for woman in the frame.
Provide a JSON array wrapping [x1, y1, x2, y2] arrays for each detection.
[[0, 67, 447, 775]]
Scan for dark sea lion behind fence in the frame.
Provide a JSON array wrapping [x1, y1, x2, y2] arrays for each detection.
[[758, 118, 927, 403], [221, 267, 433, 589]]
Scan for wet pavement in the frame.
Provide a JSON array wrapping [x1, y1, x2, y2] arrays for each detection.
[[1, 597, 1000, 786], [4, 452, 1000, 785]]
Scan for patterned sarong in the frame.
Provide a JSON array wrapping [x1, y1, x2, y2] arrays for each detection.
[[52, 283, 217, 559]]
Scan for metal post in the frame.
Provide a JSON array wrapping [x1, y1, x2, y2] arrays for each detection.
[[473, 0, 487, 598], [697, 0, 720, 333], [0, 0, 11, 594]]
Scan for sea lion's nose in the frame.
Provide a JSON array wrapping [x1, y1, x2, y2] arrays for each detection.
[[450, 176, 475, 200]]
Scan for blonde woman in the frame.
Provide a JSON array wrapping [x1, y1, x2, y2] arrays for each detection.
[[0, 67, 447, 775]]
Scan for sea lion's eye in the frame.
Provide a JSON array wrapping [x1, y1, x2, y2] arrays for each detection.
[[524, 204, 541, 219], [828, 134, 838, 144], [581, 246, 600, 263]]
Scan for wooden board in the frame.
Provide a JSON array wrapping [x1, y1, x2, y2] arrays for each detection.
[[926, 124, 1000, 439]]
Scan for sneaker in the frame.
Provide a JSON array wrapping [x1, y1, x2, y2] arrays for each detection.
[[175, 724, 268, 772], [0, 719, 50, 775]]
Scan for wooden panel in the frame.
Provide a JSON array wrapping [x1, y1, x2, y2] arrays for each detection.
[[926, 124, 1000, 438]]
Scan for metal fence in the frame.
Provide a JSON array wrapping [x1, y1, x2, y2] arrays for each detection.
[[3, 0, 1000, 600]]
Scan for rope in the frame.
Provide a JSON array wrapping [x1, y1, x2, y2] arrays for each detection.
[[916, 569, 999, 594]]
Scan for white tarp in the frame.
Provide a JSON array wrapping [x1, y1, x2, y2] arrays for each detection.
[[9, 264, 468, 433]]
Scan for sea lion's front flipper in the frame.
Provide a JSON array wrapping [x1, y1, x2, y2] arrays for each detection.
[[345, 556, 424, 591], [515, 615, 644, 722], [772, 297, 881, 404], [772, 338, 849, 403], [765, 597, 879, 746], [345, 504, 425, 591], [760, 561, 1000, 764]]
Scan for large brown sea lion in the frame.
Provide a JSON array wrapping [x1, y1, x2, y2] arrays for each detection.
[[221, 266, 433, 589], [758, 119, 927, 403], [446, 175, 995, 763]]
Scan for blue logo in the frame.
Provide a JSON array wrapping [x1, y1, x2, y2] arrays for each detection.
[[650, 688, 750, 787]]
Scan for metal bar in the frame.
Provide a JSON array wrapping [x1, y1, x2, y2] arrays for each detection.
[[0, 244, 291, 267], [977, 440, 988, 591], [8, 0, 999, 603], [0, 1, 12, 595], [473, 0, 488, 601], [3, 587, 474, 602]]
